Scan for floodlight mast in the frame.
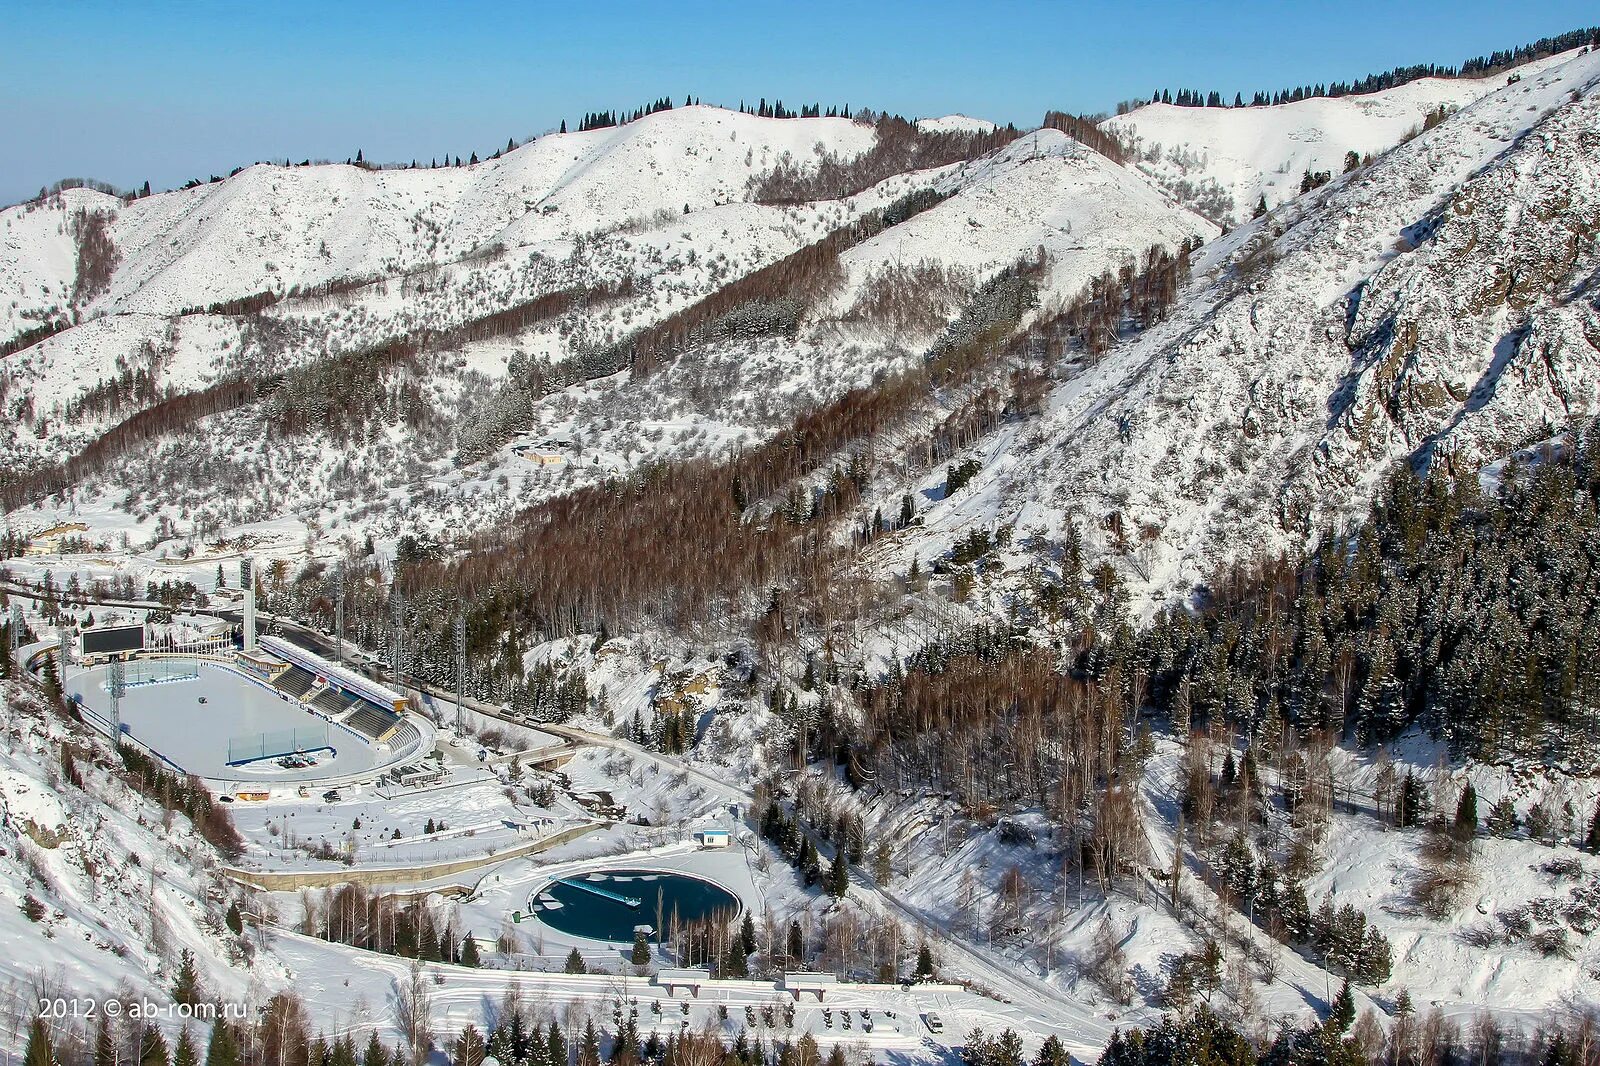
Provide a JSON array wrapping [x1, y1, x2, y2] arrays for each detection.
[[109, 658, 125, 740], [454, 615, 467, 735]]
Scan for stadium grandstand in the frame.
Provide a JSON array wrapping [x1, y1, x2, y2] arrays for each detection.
[[272, 665, 318, 701], [254, 635, 408, 743]]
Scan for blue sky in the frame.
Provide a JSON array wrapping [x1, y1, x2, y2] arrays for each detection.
[[1, 0, 1593, 205]]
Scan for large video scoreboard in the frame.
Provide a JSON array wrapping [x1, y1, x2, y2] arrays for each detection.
[[81, 624, 145, 657]]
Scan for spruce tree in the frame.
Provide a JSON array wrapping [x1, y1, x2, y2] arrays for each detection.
[[631, 928, 651, 966], [140, 1025, 171, 1066], [1454, 783, 1478, 839], [205, 1022, 239, 1066], [914, 942, 935, 981], [362, 1033, 387, 1066], [23, 1018, 52, 1066], [174, 1028, 199, 1066], [564, 948, 587, 974], [172, 947, 203, 1005], [454, 1025, 487, 1066], [1328, 980, 1355, 1034], [827, 853, 849, 898], [95, 1018, 115, 1066], [740, 912, 758, 956], [225, 901, 243, 936], [461, 934, 481, 967]]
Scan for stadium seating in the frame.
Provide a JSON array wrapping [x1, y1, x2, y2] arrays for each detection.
[[344, 703, 401, 740], [310, 687, 355, 716], [271, 665, 317, 700]]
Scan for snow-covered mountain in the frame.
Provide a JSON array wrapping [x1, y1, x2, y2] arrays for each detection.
[[7, 29, 1600, 1066], [1101, 50, 1579, 225], [0, 101, 1214, 552], [890, 44, 1600, 616]]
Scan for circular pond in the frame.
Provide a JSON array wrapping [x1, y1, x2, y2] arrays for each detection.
[[529, 869, 740, 943]]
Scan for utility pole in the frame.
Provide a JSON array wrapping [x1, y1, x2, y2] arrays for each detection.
[[453, 614, 466, 735]]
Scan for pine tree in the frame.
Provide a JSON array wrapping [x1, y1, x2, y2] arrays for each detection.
[[329, 1035, 358, 1066], [1397, 772, 1425, 828], [225, 901, 243, 936], [1587, 804, 1600, 853], [914, 941, 935, 981], [787, 920, 804, 964], [1253, 194, 1268, 219], [362, 1034, 387, 1066], [547, 1021, 567, 1066], [420, 914, 442, 961], [24, 1019, 52, 1066], [565, 948, 587, 974], [632, 928, 651, 966], [1034, 1035, 1069, 1066], [40, 654, 63, 709], [578, 1022, 601, 1066], [461, 933, 481, 967]]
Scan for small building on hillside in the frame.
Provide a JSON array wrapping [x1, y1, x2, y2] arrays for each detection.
[[694, 828, 732, 849]]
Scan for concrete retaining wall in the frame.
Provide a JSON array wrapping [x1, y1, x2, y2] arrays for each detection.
[[223, 820, 604, 890]]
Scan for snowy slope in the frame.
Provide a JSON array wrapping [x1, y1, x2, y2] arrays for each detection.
[[1, 100, 1214, 564], [0, 107, 877, 340], [889, 44, 1600, 618], [917, 115, 1000, 135], [825, 130, 1216, 322], [1102, 50, 1581, 224], [0, 680, 286, 1050]]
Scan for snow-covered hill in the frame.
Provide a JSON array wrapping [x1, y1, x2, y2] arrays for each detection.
[[1101, 50, 1582, 225]]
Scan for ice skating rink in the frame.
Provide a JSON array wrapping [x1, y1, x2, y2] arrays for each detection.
[[68, 659, 417, 785]]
